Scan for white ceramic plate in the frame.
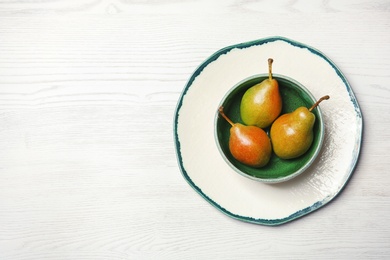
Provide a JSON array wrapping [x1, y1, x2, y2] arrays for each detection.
[[174, 36, 363, 225]]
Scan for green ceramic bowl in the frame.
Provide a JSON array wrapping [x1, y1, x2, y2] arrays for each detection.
[[214, 74, 325, 183]]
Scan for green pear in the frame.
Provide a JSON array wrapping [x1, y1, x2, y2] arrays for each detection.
[[270, 95, 330, 159], [219, 107, 272, 168], [240, 58, 282, 128]]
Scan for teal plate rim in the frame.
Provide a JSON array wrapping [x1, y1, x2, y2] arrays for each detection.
[[173, 36, 364, 226]]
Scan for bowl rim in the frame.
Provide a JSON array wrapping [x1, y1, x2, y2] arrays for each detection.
[[214, 73, 325, 184]]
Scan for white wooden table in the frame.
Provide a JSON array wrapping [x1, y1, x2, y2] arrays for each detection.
[[0, 1, 389, 259]]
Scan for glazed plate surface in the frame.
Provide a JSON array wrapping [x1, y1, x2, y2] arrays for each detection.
[[174, 36, 363, 225]]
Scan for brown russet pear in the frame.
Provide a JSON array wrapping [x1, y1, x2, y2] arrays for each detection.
[[240, 58, 282, 128], [219, 107, 272, 168], [270, 95, 330, 159]]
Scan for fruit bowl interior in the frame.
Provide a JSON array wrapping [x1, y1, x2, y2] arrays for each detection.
[[214, 74, 325, 183]]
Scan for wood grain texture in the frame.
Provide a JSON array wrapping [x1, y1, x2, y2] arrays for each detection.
[[0, 0, 389, 259]]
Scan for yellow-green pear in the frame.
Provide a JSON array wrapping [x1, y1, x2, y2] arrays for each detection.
[[240, 58, 282, 128], [270, 95, 330, 159]]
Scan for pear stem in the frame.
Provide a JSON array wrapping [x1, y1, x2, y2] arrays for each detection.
[[218, 106, 234, 127], [268, 58, 273, 81], [309, 95, 330, 112]]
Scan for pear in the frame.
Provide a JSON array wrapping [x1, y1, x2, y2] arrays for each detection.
[[270, 95, 330, 159], [240, 58, 282, 128], [219, 107, 272, 168]]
